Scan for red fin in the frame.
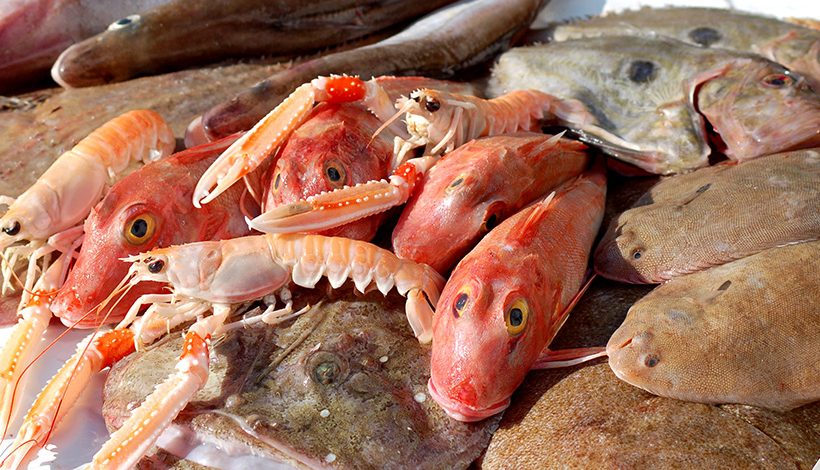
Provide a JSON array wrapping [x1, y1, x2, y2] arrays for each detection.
[[518, 191, 556, 239], [532, 347, 607, 369]]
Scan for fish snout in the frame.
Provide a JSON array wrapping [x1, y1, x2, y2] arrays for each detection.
[[606, 328, 661, 382], [51, 287, 94, 326], [427, 378, 509, 423], [594, 238, 648, 284]]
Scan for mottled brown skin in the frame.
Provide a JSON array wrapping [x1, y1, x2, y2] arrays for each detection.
[[52, 0, 455, 87], [103, 289, 499, 469], [536, 6, 820, 90], [595, 150, 820, 283], [483, 363, 820, 469], [198, 0, 546, 140], [607, 241, 820, 411], [0, 61, 285, 201], [490, 37, 820, 174]]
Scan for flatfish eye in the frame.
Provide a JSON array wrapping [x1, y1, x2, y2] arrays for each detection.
[[307, 351, 349, 386], [688, 27, 722, 47], [2, 220, 20, 236], [761, 73, 794, 88], [108, 14, 140, 31], [628, 60, 656, 84]]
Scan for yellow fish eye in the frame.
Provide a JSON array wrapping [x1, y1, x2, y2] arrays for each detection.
[[453, 288, 471, 318], [505, 299, 529, 336], [124, 213, 157, 245]]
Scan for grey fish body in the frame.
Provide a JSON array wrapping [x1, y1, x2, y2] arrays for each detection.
[[607, 240, 820, 411], [197, 0, 545, 140], [539, 7, 820, 90], [51, 0, 457, 88], [489, 36, 820, 174], [594, 150, 820, 283], [483, 364, 820, 468], [103, 291, 499, 468]]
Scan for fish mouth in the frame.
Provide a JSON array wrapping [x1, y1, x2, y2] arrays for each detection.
[[427, 378, 510, 422]]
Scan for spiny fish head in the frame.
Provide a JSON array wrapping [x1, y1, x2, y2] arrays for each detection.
[[429, 258, 549, 422], [697, 59, 820, 160], [264, 103, 392, 239], [393, 151, 506, 273]]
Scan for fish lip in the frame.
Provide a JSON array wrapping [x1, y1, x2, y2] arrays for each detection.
[[427, 378, 509, 422]]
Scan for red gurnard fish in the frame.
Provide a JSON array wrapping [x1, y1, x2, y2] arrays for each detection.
[[428, 168, 606, 422], [50, 135, 252, 327], [392, 132, 589, 273], [263, 76, 478, 240]]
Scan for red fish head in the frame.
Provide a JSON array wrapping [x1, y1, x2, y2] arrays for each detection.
[[393, 147, 507, 273], [51, 137, 246, 327], [696, 59, 820, 160], [263, 103, 393, 241], [429, 255, 549, 422]]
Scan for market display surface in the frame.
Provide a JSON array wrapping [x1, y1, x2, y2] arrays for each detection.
[[0, 0, 818, 468]]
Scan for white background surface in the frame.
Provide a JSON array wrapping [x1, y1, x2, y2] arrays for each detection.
[[1, 0, 818, 468]]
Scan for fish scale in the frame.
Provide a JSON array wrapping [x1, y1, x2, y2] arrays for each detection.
[[595, 149, 820, 284]]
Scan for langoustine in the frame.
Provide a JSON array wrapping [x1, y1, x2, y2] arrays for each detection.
[[428, 168, 606, 422], [0, 110, 175, 432], [3, 233, 443, 468]]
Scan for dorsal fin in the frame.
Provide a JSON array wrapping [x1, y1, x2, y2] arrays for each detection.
[[518, 191, 557, 239]]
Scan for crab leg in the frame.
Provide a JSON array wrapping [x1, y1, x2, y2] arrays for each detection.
[[250, 156, 438, 233]]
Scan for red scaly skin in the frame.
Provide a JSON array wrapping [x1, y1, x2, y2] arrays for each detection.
[[393, 133, 589, 273], [428, 168, 606, 422], [50, 135, 252, 327]]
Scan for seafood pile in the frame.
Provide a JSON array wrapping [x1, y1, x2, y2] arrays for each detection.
[[0, 1, 819, 468]]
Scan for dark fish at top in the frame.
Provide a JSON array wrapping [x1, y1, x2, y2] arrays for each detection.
[[102, 291, 500, 469], [533, 7, 820, 90], [607, 241, 820, 411], [196, 0, 546, 141], [0, 0, 170, 93], [595, 149, 820, 284], [51, 0, 456, 88], [489, 36, 820, 174]]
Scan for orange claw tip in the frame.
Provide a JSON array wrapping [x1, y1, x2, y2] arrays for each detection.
[[312, 75, 367, 103]]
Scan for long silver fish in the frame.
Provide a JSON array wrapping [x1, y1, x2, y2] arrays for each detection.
[[489, 36, 820, 174], [51, 0, 457, 88], [195, 0, 546, 141], [531, 7, 820, 90], [103, 290, 500, 468], [607, 240, 820, 412]]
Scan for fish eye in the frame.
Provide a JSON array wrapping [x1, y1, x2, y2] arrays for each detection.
[[147, 259, 165, 274], [628, 60, 656, 84], [644, 354, 660, 368], [273, 171, 282, 191], [632, 249, 642, 260], [424, 96, 441, 113], [761, 73, 794, 88], [322, 160, 347, 189], [123, 213, 157, 245], [453, 291, 469, 318], [482, 213, 499, 232], [2, 220, 20, 236], [505, 299, 529, 336], [308, 351, 348, 386], [688, 27, 721, 47], [108, 14, 140, 31], [445, 175, 466, 194]]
